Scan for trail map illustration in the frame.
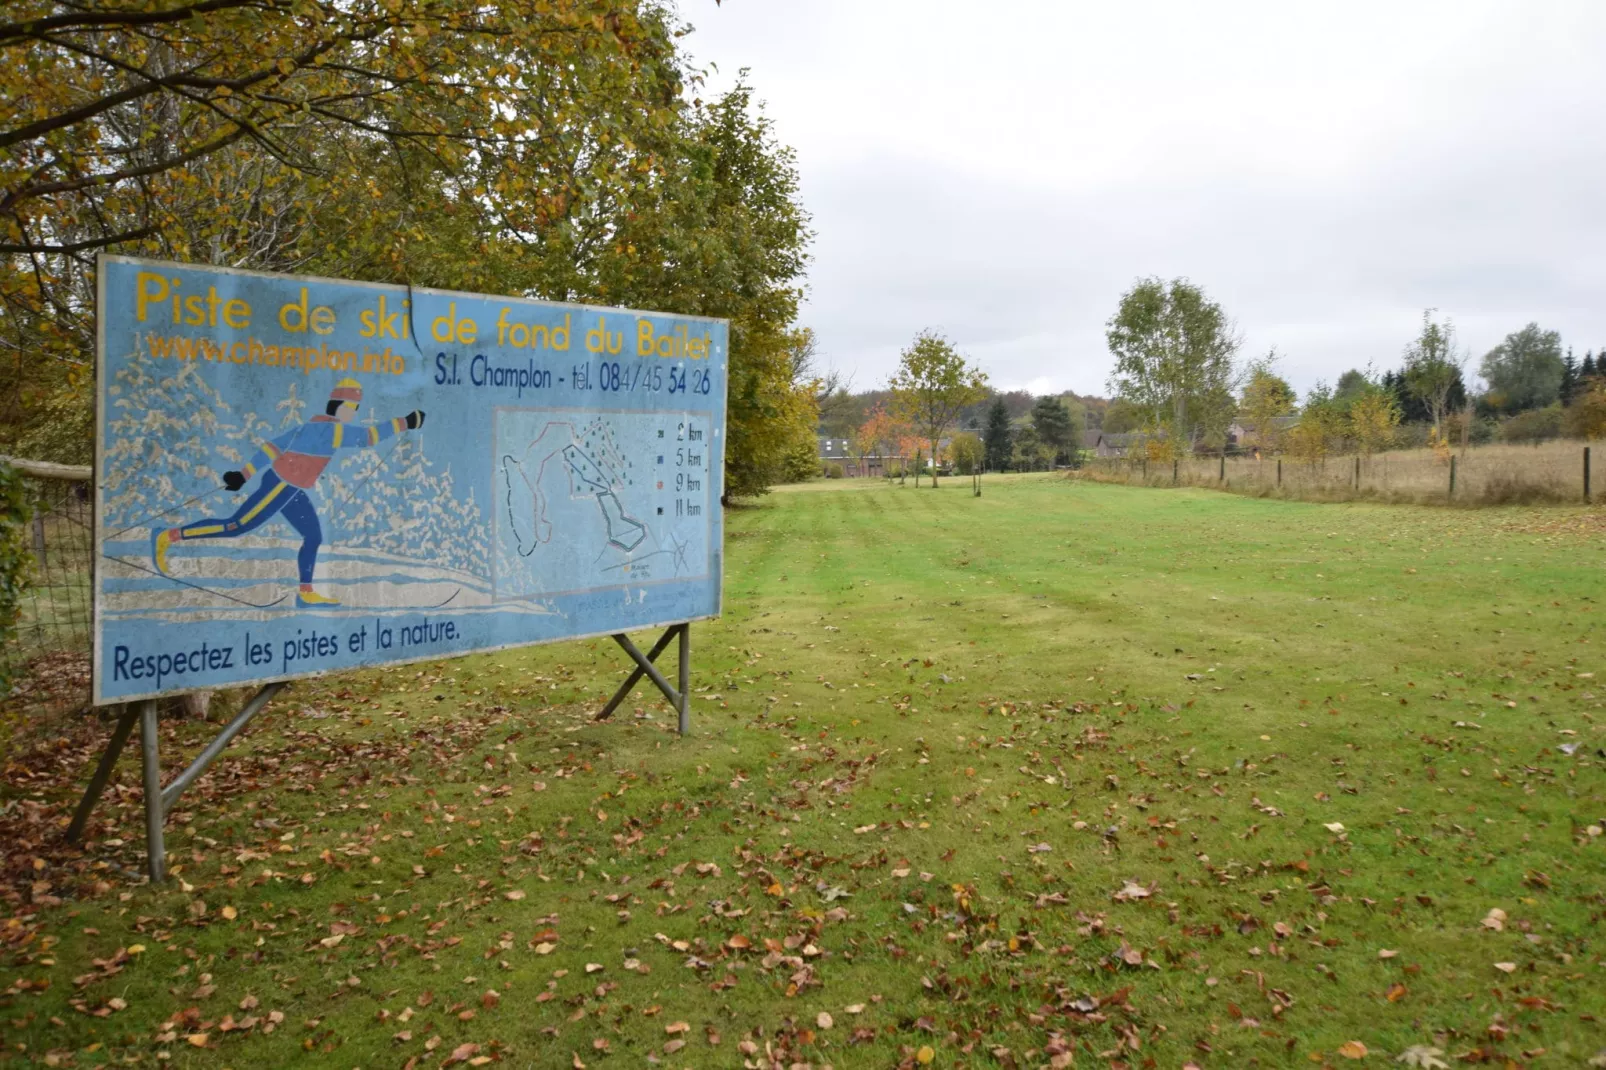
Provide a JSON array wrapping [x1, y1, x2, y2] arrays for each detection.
[[494, 409, 713, 600], [94, 255, 727, 704]]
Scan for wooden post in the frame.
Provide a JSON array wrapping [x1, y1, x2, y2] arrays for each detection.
[[1172, 458, 1178, 486], [1449, 455, 1457, 499], [1354, 455, 1360, 489], [1277, 459, 1282, 487], [1585, 446, 1592, 503], [1219, 452, 1225, 482]]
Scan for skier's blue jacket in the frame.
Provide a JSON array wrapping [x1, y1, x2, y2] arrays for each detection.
[[241, 413, 408, 489]]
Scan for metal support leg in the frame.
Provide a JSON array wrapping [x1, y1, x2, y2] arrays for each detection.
[[139, 700, 165, 883], [66, 706, 138, 842], [613, 632, 681, 710], [160, 682, 283, 816], [594, 624, 691, 735], [595, 628, 679, 721], [677, 623, 690, 736]]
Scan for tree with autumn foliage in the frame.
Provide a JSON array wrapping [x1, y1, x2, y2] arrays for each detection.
[[1348, 379, 1402, 457], [854, 404, 903, 478], [1, 3, 816, 502], [1238, 353, 1298, 453], [888, 331, 988, 488]]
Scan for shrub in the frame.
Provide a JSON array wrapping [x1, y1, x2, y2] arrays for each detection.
[[825, 463, 844, 479], [1500, 404, 1563, 444], [1564, 381, 1606, 438]]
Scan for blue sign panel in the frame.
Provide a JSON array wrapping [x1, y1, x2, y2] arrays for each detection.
[[93, 256, 727, 704]]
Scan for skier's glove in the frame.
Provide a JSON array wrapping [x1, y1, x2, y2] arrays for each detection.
[[222, 470, 246, 491], [405, 410, 426, 429]]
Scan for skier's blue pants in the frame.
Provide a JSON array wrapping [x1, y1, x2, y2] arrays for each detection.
[[178, 471, 323, 585]]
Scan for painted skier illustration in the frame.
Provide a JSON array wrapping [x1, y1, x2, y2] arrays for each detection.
[[150, 378, 425, 607]]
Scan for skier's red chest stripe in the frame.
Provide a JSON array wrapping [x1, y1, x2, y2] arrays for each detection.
[[270, 417, 342, 489]]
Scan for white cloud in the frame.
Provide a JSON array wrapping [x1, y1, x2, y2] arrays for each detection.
[[681, 0, 1606, 397]]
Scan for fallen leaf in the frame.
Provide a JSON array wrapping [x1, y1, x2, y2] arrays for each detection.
[[917, 1045, 935, 1064], [665, 1022, 689, 1035], [816, 1012, 833, 1029], [1377, 949, 1398, 959], [1493, 962, 1516, 974], [1337, 1040, 1368, 1059], [1323, 822, 1346, 834], [1113, 880, 1153, 902], [504, 890, 525, 901], [1395, 1046, 1449, 1069], [1482, 908, 1507, 932], [443, 1042, 480, 1066]]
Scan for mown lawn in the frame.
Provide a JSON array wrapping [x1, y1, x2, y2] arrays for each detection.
[[4, 475, 1604, 1069]]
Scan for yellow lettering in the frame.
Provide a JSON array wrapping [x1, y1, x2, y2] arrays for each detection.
[[637, 318, 655, 356], [222, 299, 250, 329], [279, 287, 310, 332], [184, 294, 205, 326], [310, 305, 335, 335], [430, 301, 476, 344], [135, 272, 168, 322]]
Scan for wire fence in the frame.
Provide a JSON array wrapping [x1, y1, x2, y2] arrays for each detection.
[[3, 458, 94, 703], [1079, 440, 1597, 506]]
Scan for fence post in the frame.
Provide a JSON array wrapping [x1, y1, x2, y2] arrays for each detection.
[[1142, 458, 1147, 483], [1449, 455, 1457, 499], [31, 512, 46, 567], [1353, 455, 1360, 490], [1276, 459, 1282, 487], [1172, 458, 1178, 486], [1219, 453, 1225, 482], [1586, 446, 1592, 504]]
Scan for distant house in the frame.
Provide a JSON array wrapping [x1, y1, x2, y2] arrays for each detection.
[[1084, 431, 1146, 458], [1227, 416, 1301, 451], [817, 435, 904, 477]]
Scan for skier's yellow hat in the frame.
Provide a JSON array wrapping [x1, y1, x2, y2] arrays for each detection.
[[330, 378, 363, 405]]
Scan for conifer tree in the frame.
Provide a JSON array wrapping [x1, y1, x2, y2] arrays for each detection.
[[983, 398, 1013, 472]]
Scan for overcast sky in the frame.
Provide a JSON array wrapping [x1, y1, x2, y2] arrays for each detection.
[[680, 1, 1606, 398]]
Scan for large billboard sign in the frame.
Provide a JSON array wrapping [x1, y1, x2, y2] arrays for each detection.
[[94, 256, 727, 704]]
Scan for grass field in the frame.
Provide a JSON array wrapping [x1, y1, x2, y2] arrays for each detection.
[[4, 475, 1605, 1069]]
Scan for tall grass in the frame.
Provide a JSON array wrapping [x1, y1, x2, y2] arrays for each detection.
[[1078, 439, 1599, 506]]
